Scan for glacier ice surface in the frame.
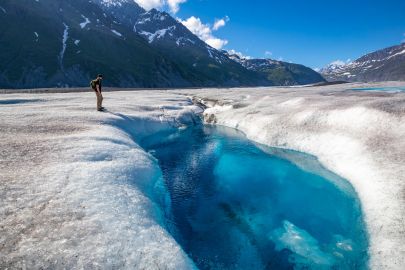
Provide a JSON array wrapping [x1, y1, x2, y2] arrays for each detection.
[[1, 82, 404, 269]]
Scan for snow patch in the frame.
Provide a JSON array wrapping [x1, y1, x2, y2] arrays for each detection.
[[136, 17, 151, 25], [99, 0, 128, 7], [176, 37, 195, 46], [207, 47, 214, 58], [387, 48, 405, 60], [140, 26, 176, 43], [59, 23, 69, 69], [80, 15, 90, 29], [111, 29, 122, 37]]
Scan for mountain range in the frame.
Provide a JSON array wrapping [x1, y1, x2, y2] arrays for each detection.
[[320, 43, 405, 82], [0, 0, 325, 89], [225, 52, 326, 86]]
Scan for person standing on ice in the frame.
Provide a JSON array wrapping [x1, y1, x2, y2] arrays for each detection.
[[90, 74, 104, 111]]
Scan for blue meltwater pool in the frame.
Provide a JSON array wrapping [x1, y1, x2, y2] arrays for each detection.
[[139, 125, 369, 270], [349, 86, 405, 92]]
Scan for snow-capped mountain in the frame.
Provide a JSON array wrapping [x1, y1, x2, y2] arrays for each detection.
[[94, 0, 145, 27], [225, 52, 325, 86], [0, 0, 268, 88], [321, 43, 405, 82], [0, 0, 322, 88], [0, 0, 185, 88], [133, 8, 232, 66], [96, 3, 265, 87]]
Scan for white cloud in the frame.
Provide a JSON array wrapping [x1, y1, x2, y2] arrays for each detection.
[[134, 1, 230, 48], [167, 0, 187, 14], [205, 38, 228, 50], [228, 49, 251, 59], [328, 59, 352, 67], [180, 16, 211, 40], [134, 0, 165, 11], [134, 0, 186, 13], [265, 51, 272, 57], [180, 16, 228, 49], [329, 60, 346, 66], [213, 16, 229, 31]]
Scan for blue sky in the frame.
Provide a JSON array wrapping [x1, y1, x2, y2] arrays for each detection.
[[138, 0, 405, 68]]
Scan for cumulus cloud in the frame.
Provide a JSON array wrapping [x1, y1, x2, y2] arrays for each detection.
[[329, 59, 352, 67], [265, 51, 273, 57], [134, 0, 165, 11], [134, 1, 230, 49], [330, 60, 346, 66], [228, 49, 251, 59], [134, 0, 186, 13], [167, 0, 187, 14], [205, 38, 228, 50], [180, 16, 211, 40], [213, 16, 229, 31], [180, 16, 228, 49]]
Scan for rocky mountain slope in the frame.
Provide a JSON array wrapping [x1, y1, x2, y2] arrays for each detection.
[[0, 0, 181, 88], [321, 43, 405, 82], [225, 52, 326, 86], [0, 0, 323, 88]]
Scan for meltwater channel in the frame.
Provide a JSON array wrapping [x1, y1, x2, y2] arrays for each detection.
[[139, 124, 369, 270]]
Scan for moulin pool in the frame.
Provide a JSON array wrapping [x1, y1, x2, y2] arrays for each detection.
[[139, 124, 369, 269]]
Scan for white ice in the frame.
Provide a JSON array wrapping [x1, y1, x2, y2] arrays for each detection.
[[0, 91, 201, 269], [271, 220, 335, 266], [1, 82, 404, 269]]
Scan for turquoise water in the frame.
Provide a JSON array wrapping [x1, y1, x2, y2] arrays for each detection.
[[140, 125, 369, 270], [349, 86, 405, 92]]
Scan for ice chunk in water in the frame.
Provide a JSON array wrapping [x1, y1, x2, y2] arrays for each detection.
[[271, 220, 335, 266]]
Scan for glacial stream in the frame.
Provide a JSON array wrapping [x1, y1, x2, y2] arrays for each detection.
[[139, 124, 369, 270]]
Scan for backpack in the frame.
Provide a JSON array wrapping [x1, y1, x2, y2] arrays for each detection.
[[90, 79, 97, 89]]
